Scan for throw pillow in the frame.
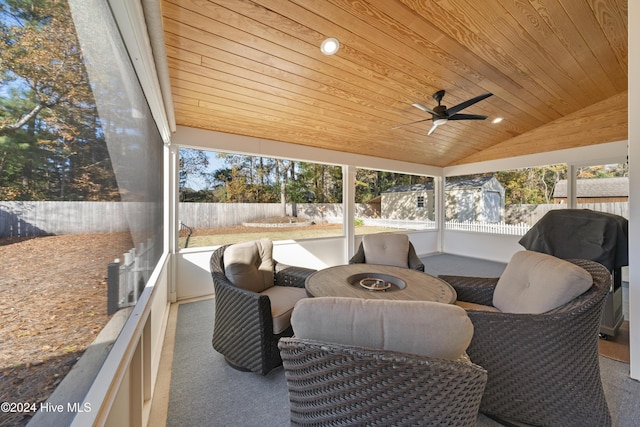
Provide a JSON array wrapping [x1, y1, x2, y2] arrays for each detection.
[[362, 233, 410, 268], [223, 239, 275, 293], [493, 250, 592, 314]]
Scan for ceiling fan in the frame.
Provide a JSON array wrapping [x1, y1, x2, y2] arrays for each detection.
[[393, 90, 493, 135]]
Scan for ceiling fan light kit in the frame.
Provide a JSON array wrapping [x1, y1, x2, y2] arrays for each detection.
[[395, 90, 493, 135]]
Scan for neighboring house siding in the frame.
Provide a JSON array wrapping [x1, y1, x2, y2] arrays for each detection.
[[553, 177, 629, 203]]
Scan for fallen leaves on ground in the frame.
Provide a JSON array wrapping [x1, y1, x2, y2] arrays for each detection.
[[0, 232, 133, 426]]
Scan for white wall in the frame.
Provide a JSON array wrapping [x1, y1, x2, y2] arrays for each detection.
[[175, 237, 347, 300], [443, 231, 523, 263]]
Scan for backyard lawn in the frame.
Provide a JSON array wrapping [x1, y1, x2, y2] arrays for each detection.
[[181, 223, 405, 248]]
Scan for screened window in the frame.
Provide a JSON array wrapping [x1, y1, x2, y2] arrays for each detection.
[[445, 164, 566, 234], [0, 0, 164, 418], [573, 163, 628, 217], [354, 168, 436, 234], [178, 148, 343, 248]]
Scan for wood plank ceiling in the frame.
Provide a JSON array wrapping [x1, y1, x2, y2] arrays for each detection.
[[161, 0, 628, 167]]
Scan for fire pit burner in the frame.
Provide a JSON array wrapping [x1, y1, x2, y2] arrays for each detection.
[[347, 273, 406, 292]]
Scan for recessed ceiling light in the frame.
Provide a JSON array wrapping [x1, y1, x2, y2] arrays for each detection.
[[320, 37, 340, 55], [492, 117, 503, 124]]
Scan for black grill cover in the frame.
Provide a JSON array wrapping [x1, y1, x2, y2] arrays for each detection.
[[518, 209, 628, 271]]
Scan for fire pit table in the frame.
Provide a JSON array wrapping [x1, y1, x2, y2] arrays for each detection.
[[305, 263, 456, 303]]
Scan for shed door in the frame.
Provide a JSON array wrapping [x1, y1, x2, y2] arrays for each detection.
[[484, 192, 501, 223]]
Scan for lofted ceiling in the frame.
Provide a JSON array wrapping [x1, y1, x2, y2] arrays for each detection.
[[161, 0, 628, 167]]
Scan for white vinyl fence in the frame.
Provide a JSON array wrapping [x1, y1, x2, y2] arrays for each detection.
[[361, 218, 437, 230], [445, 220, 531, 236]]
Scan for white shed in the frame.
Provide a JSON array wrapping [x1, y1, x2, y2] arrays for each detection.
[[381, 176, 505, 223]]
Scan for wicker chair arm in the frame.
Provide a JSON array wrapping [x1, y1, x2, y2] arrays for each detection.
[[274, 263, 316, 288], [211, 271, 278, 374], [211, 271, 273, 333], [438, 275, 498, 306]]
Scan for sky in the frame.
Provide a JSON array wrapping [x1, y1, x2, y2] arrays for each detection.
[[183, 149, 226, 191]]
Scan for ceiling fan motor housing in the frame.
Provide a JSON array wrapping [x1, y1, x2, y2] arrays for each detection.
[[433, 105, 448, 117]]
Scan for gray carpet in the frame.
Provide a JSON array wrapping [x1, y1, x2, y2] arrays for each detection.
[[168, 254, 640, 426], [422, 253, 507, 278], [167, 298, 290, 427]]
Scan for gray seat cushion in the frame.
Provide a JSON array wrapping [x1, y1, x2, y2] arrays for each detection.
[[261, 286, 307, 334], [291, 297, 474, 360]]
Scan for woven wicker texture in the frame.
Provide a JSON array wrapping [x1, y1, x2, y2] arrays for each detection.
[[210, 244, 316, 375], [440, 259, 612, 426], [349, 241, 425, 271], [279, 338, 487, 427]]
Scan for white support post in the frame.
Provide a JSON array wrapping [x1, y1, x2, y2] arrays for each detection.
[[628, 0, 639, 380], [435, 176, 445, 252], [344, 165, 356, 261], [567, 163, 577, 209], [168, 145, 179, 303]]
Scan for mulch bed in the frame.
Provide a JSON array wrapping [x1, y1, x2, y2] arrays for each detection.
[[0, 232, 133, 426]]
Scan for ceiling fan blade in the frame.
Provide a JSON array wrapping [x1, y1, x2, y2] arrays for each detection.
[[391, 118, 433, 130], [445, 92, 493, 116], [448, 114, 488, 120], [427, 123, 438, 136], [412, 103, 438, 115]]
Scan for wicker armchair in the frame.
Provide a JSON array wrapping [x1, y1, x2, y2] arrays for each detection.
[[278, 339, 487, 426], [349, 233, 424, 271], [210, 243, 316, 375], [439, 258, 612, 426], [279, 297, 487, 426]]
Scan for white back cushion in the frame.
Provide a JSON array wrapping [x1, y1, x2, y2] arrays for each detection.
[[362, 233, 410, 268], [493, 251, 592, 314], [291, 297, 473, 360], [223, 239, 275, 293]]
